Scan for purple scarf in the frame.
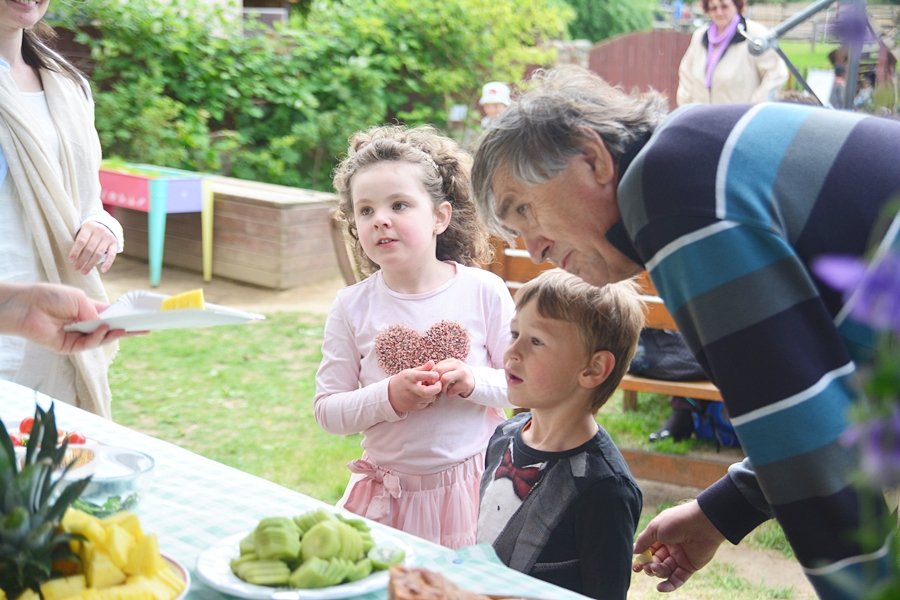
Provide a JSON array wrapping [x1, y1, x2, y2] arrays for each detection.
[[705, 13, 741, 88]]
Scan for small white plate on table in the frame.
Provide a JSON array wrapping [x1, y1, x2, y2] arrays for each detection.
[[163, 555, 191, 600], [64, 290, 264, 333], [195, 529, 412, 600]]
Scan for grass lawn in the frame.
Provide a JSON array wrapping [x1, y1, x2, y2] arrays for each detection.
[[779, 40, 841, 78], [109, 311, 361, 503]]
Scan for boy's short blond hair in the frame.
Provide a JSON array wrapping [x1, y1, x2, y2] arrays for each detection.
[[514, 269, 645, 412]]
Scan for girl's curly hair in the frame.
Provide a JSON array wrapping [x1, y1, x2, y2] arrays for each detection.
[[332, 125, 493, 277]]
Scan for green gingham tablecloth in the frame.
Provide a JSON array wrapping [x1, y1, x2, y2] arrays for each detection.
[[0, 381, 589, 600]]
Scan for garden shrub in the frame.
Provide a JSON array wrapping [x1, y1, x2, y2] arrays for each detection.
[[563, 0, 655, 43], [48, 0, 571, 191]]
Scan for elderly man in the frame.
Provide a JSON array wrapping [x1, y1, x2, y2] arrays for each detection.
[[472, 65, 899, 599]]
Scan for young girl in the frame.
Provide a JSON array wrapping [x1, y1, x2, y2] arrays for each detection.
[[315, 125, 514, 548]]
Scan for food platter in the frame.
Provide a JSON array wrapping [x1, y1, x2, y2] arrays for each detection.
[[64, 290, 265, 334], [195, 530, 412, 600]]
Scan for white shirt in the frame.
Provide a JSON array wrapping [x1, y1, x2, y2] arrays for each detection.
[[0, 91, 73, 400]]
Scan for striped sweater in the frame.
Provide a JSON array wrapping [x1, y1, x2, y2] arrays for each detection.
[[615, 102, 900, 599]]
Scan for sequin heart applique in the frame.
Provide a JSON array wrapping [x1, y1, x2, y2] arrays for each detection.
[[375, 320, 470, 375]]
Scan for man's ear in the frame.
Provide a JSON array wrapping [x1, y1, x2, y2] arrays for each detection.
[[578, 128, 616, 186], [579, 350, 615, 389], [434, 201, 453, 235]]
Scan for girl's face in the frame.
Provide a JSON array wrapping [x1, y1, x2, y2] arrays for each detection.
[[0, 0, 49, 36], [351, 161, 451, 274], [706, 0, 738, 31]]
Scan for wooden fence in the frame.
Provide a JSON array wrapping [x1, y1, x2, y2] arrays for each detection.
[[588, 30, 691, 109]]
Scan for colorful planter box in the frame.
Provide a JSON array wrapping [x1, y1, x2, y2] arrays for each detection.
[[100, 163, 213, 287]]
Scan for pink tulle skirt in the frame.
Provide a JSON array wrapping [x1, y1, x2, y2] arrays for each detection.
[[337, 452, 483, 549]]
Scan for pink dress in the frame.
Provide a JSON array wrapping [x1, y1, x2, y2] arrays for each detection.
[[315, 263, 514, 548]]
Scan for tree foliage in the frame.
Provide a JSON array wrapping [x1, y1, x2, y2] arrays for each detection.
[[564, 0, 655, 42], [48, 0, 571, 190]]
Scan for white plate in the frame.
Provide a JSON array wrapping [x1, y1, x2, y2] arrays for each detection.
[[64, 290, 265, 333], [195, 529, 413, 600], [163, 554, 191, 600]]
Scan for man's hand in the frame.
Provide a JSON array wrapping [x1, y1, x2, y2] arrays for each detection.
[[2, 282, 125, 353], [632, 500, 727, 592], [69, 221, 118, 274], [387, 360, 443, 413], [433, 358, 475, 399]]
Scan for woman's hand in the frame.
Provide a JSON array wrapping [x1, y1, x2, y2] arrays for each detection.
[[387, 360, 442, 413], [2, 282, 126, 353], [69, 221, 118, 274]]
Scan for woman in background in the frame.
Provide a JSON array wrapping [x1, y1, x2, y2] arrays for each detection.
[[676, 0, 787, 105], [0, 0, 123, 417]]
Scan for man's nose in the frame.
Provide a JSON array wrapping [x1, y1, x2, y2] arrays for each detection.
[[521, 235, 550, 265]]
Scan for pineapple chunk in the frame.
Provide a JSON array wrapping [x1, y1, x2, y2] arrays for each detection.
[[124, 534, 165, 576], [64, 591, 101, 600], [14, 589, 39, 600], [40, 575, 87, 600], [102, 513, 144, 542], [103, 524, 136, 569], [85, 549, 127, 589], [94, 583, 154, 600], [160, 289, 205, 311], [63, 509, 108, 547]]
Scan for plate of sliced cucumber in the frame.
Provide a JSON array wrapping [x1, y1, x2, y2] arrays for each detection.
[[195, 510, 412, 600]]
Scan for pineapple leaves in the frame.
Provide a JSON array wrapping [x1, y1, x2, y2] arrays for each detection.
[[0, 417, 16, 489], [0, 402, 92, 598]]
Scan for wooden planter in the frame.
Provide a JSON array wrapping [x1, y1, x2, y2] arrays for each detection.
[[114, 175, 341, 290]]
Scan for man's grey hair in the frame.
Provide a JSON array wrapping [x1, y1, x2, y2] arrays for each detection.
[[471, 66, 669, 240]]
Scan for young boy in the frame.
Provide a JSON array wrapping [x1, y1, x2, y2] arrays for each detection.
[[477, 269, 644, 600], [478, 81, 511, 129]]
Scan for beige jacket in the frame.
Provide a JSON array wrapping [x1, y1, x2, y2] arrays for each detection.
[[676, 17, 788, 106]]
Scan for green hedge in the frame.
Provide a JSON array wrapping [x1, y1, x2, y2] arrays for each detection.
[[49, 0, 572, 190]]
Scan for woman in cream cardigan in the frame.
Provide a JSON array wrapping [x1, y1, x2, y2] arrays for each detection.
[[676, 0, 788, 106], [0, 0, 123, 418]]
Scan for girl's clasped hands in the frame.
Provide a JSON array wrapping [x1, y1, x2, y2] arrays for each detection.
[[387, 358, 475, 413]]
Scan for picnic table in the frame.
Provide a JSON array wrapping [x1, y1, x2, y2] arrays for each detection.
[[0, 380, 588, 600]]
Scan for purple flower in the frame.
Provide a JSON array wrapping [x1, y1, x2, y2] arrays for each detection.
[[830, 0, 873, 47], [842, 407, 900, 488], [813, 251, 900, 335]]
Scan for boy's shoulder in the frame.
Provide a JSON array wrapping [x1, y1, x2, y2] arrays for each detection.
[[575, 427, 635, 484]]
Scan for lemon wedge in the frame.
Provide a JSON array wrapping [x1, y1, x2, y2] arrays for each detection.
[[160, 288, 205, 311]]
